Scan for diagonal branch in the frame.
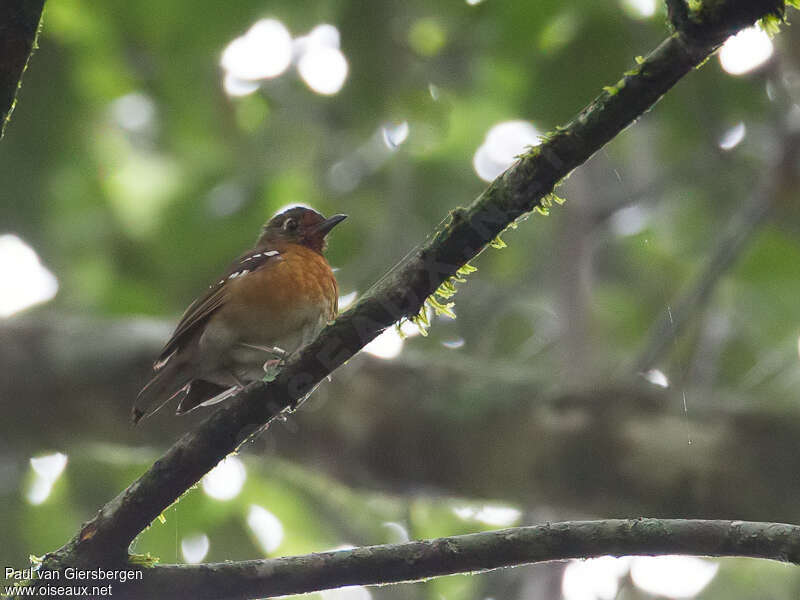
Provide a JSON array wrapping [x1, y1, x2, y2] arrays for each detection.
[[0, 0, 45, 138], [105, 519, 800, 599], [632, 127, 800, 373], [34, 0, 793, 579]]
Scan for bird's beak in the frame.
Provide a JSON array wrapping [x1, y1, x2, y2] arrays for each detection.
[[313, 214, 347, 237]]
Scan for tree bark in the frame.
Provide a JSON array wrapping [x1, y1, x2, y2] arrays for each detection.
[[0, 0, 45, 137], [73, 519, 800, 600]]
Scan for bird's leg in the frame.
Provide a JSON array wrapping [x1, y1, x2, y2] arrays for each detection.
[[263, 347, 287, 382], [239, 342, 286, 356], [228, 370, 247, 389], [262, 347, 286, 371], [262, 360, 282, 382], [236, 342, 287, 381]]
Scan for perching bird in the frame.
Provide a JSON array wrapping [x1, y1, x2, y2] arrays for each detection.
[[132, 206, 346, 423]]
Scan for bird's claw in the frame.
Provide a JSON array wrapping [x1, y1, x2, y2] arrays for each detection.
[[261, 358, 283, 382]]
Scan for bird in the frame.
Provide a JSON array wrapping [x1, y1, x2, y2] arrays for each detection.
[[132, 206, 346, 423]]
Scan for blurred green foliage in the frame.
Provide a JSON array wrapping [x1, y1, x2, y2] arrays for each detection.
[[3, 0, 800, 599]]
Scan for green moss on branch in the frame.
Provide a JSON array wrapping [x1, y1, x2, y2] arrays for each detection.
[[0, 0, 45, 137]]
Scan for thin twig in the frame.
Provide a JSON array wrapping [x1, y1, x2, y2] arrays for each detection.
[[0, 0, 46, 137]]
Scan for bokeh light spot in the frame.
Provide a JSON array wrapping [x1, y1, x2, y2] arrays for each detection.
[[26, 452, 68, 505], [247, 505, 284, 554], [0, 235, 59, 319], [320, 586, 373, 600], [620, 0, 656, 18], [719, 27, 773, 75], [181, 533, 210, 564], [298, 46, 348, 95], [364, 328, 404, 360], [408, 18, 446, 57], [610, 204, 650, 237], [382, 121, 410, 149], [473, 121, 541, 182], [110, 93, 156, 133], [442, 338, 465, 349], [630, 556, 718, 598], [562, 556, 631, 600], [382, 522, 410, 543], [202, 456, 246, 501], [644, 368, 670, 388], [223, 73, 260, 97], [453, 504, 521, 526], [338, 291, 358, 311], [718, 122, 746, 150], [221, 19, 293, 81]]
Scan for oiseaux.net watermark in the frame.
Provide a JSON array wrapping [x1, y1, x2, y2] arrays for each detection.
[[4, 567, 142, 597]]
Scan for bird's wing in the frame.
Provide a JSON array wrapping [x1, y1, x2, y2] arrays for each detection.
[[154, 248, 283, 369], [175, 379, 231, 415]]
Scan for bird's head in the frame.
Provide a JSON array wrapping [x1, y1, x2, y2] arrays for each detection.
[[257, 206, 347, 253]]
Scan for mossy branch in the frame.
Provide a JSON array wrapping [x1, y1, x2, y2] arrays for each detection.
[[0, 0, 45, 138], [22, 0, 797, 594]]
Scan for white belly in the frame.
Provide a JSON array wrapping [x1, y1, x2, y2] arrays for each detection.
[[197, 303, 329, 385]]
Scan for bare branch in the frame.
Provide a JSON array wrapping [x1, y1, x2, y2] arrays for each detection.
[[104, 519, 800, 599]]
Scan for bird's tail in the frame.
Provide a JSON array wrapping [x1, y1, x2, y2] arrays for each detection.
[[132, 360, 193, 424]]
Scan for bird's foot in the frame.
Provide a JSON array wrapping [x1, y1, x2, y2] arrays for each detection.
[[262, 358, 284, 382]]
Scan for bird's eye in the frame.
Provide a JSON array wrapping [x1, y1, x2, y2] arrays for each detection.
[[283, 218, 298, 231]]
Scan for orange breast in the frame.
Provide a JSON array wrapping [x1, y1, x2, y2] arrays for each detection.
[[220, 243, 338, 345]]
